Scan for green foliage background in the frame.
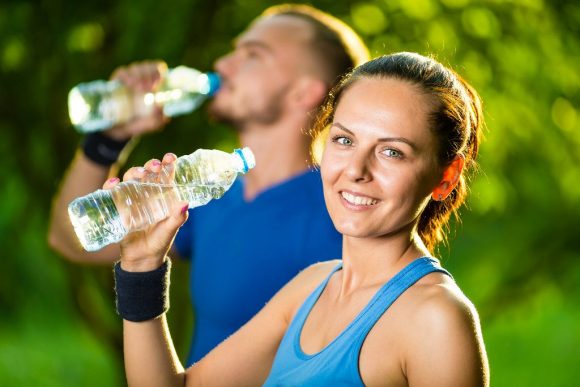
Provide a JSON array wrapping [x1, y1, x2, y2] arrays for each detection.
[[1, 0, 578, 385]]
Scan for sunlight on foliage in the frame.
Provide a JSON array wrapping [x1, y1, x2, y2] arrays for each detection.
[[552, 98, 578, 133], [461, 7, 501, 39], [2, 37, 26, 71], [67, 23, 105, 52], [351, 3, 388, 35], [426, 19, 458, 53], [1, 0, 579, 385], [440, 0, 471, 8], [399, 0, 440, 20]]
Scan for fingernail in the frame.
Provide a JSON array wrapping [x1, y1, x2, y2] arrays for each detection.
[[151, 160, 161, 166], [181, 205, 189, 214], [165, 153, 176, 160], [108, 177, 120, 183]]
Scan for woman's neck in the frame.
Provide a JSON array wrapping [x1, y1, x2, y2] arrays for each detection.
[[337, 231, 430, 296]]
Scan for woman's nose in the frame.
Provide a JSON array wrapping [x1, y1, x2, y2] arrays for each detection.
[[345, 150, 372, 183]]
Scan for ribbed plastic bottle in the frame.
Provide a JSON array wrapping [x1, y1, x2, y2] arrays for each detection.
[[68, 66, 220, 133], [68, 148, 255, 251]]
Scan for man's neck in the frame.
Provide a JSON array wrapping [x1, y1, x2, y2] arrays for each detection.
[[238, 120, 312, 201]]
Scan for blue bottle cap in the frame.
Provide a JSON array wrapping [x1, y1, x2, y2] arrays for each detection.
[[234, 148, 256, 173], [206, 72, 221, 96]]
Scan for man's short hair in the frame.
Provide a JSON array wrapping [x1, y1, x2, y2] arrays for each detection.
[[261, 4, 370, 86]]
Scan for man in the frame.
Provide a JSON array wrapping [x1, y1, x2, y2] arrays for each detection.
[[48, 4, 369, 365]]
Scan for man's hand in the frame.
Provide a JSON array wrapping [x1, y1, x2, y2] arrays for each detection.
[[105, 60, 171, 141]]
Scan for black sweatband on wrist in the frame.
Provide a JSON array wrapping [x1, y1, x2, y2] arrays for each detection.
[[82, 132, 130, 166], [114, 259, 171, 322]]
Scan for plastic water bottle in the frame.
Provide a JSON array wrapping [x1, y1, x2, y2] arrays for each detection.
[[68, 66, 220, 133], [68, 147, 255, 251]]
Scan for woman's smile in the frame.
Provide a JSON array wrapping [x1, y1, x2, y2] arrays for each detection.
[[339, 190, 380, 209]]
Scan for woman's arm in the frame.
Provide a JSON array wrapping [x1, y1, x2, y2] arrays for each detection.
[[111, 153, 320, 386], [404, 284, 490, 387]]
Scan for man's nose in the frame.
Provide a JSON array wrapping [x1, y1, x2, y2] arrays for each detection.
[[214, 52, 237, 77]]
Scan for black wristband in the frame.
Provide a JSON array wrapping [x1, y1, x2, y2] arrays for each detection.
[[114, 260, 171, 322], [82, 132, 130, 166]]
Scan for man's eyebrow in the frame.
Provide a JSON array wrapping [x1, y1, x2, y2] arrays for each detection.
[[332, 122, 417, 150], [232, 37, 273, 53]]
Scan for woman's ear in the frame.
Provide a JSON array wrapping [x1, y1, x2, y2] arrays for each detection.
[[431, 154, 465, 201]]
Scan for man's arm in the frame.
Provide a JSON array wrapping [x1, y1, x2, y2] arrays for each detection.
[[47, 60, 170, 264], [48, 150, 124, 263]]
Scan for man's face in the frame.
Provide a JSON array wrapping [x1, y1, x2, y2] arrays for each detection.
[[209, 15, 316, 128]]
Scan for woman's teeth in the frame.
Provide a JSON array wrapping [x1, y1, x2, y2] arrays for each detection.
[[341, 191, 378, 206]]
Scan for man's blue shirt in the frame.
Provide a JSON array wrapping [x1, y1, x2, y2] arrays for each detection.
[[173, 169, 342, 365]]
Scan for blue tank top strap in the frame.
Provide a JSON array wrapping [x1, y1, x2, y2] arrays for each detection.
[[347, 257, 451, 349], [286, 261, 344, 344], [263, 257, 451, 386]]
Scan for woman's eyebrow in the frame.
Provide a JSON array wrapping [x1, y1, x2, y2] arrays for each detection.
[[332, 121, 417, 150]]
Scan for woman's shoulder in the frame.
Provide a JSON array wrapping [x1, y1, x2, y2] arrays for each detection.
[[412, 272, 478, 324], [274, 260, 341, 323], [400, 273, 486, 368], [288, 260, 342, 296], [364, 272, 488, 385]]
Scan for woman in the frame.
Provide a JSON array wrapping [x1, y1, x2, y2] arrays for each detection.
[[109, 52, 489, 386]]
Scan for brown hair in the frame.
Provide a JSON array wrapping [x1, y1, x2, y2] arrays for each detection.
[[312, 52, 483, 252], [261, 4, 370, 86]]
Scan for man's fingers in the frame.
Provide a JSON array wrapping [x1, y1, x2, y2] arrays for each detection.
[[110, 60, 168, 92], [123, 109, 167, 136]]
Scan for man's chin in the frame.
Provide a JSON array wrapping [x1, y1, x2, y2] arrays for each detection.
[[207, 105, 239, 129]]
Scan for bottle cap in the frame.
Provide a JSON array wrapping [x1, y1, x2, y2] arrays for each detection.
[[234, 147, 256, 173], [206, 72, 221, 96]]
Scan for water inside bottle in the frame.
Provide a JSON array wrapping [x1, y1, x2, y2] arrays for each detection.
[[68, 148, 252, 251], [68, 81, 132, 133], [68, 190, 127, 251], [68, 181, 226, 251]]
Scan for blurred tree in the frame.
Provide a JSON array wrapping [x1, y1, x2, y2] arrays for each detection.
[[0, 0, 578, 385]]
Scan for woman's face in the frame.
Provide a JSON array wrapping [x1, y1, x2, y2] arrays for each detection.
[[320, 77, 443, 239]]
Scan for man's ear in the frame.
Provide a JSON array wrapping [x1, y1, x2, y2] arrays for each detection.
[[431, 155, 465, 201], [289, 76, 328, 111]]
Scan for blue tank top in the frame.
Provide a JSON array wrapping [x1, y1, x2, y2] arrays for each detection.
[[263, 257, 451, 386], [173, 169, 342, 365]]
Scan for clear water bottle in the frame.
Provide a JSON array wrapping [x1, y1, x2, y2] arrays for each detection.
[[68, 147, 255, 251], [68, 66, 220, 133]]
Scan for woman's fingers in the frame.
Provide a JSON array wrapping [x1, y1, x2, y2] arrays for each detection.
[[162, 202, 189, 235], [119, 154, 177, 185], [160, 153, 177, 184], [144, 158, 162, 171], [123, 166, 146, 182], [102, 177, 120, 190]]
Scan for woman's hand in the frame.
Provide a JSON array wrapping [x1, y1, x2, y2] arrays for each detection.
[[104, 152, 188, 272]]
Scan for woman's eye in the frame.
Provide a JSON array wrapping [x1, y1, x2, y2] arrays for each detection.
[[332, 136, 353, 146], [382, 148, 402, 158]]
